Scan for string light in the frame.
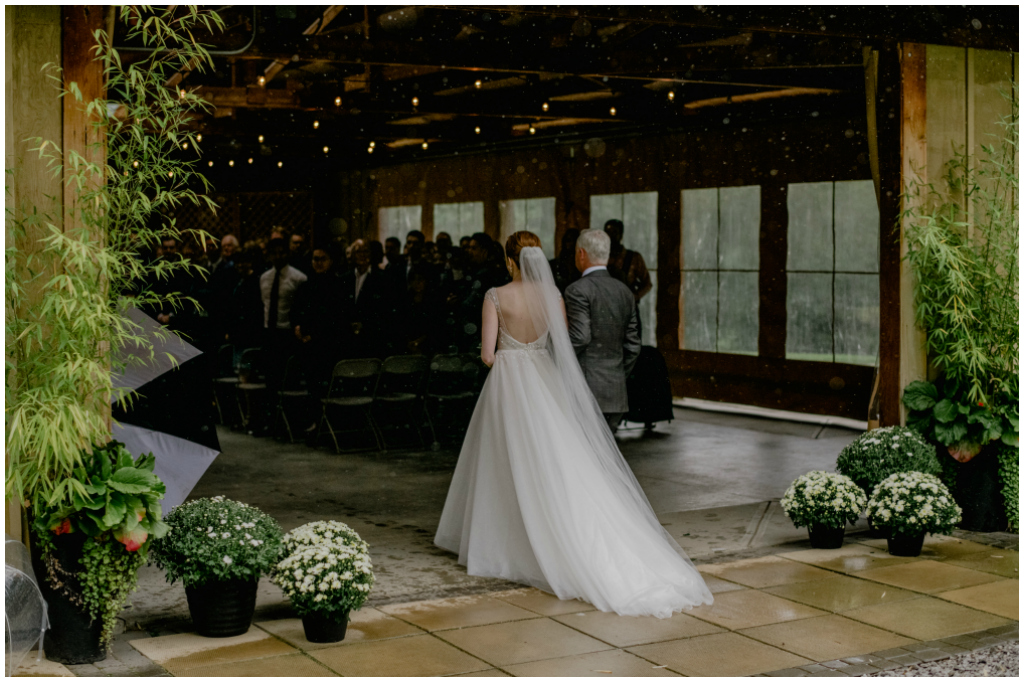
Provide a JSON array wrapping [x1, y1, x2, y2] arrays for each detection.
[[277, 161, 283, 168], [179, 89, 186, 100], [132, 160, 139, 168], [421, 141, 428, 150], [411, 96, 419, 106], [257, 76, 266, 86], [369, 141, 376, 148], [168, 171, 174, 177], [609, 107, 617, 116], [208, 160, 213, 167], [196, 134, 202, 142], [247, 157, 253, 164], [323, 146, 329, 153], [667, 90, 675, 101], [229, 160, 235, 167], [367, 146, 374, 153], [258, 135, 264, 143], [474, 126, 481, 134], [334, 96, 342, 106], [182, 142, 189, 150], [542, 102, 549, 112], [313, 120, 320, 129], [474, 80, 482, 89], [529, 125, 536, 135]]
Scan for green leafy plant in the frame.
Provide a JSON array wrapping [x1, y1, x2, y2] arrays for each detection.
[[997, 444, 1019, 532], [272, 521, 375, 622], [781, 471, 867, 530], [867, 472, 962, 537], [903, 378, 1018, 461], [31, 441, 168, 648], [835, 426, 941, 494], [151, 497, 283, 588]]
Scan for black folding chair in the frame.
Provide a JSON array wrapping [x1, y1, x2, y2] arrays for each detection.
[[424, 354, 478, 450], [372, 355, 430, 451], [212, 343, 239, 425], [276, 356, 310, 443], [318, 358, 382, 453], [235, 347, 266, 432]]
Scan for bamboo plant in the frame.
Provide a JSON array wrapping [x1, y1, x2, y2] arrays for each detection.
[[5, 6, 223, 649]]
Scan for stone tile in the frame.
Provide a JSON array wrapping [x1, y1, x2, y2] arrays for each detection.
[[627, 632, 811, 677], [687, 588, 827, 630], [819, 659, 850, 668], [843, 596, 1010, 642], [169, 652, 337, 677], [808, 671, 848, 677], [854, 560, 1002, 594], [764, 575, 919, 613], [780, 544, 921, 574], [379, 594, 540, 631], [939, 579, 1019, 620], [873, 647, 916, 658], [310, 634, 489, 677], [765, 668, 811, 677], [886, 654, 921, 666], [451, 669, 511, 677], [435, 618, 611, 667], [552, 609, 723, 647], [945, 550, 1019, 578], [503, 648, 682, 677], [699, 573, 748, 594], [131, 629, 295, 667], [799, 664, 828, 672], [13, 657, 75, 677], [913, 649, 950, 662], [918, 536, 1003, 559], [699, 555, 836, 588], [256, 609, 422, 650], [841, 663, 882, 675], [741, 615, 916, 662], [491, 587, 597, 616]]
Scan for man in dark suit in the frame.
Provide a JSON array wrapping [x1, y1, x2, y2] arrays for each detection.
[[340, 239, 390, 358], [565, 229, 641, 433]]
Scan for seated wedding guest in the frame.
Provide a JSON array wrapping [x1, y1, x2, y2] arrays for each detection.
[[400, 264, 444, 356], [341, 239, 390, 358], [260, 238, 308, 432], [550, 228, 582, 293], [210, 234, 239, 274], [291, 247, 345, 398], [459, 235, 472, 250], [435, 232, 453, 258], [604, 219, 652, 304]]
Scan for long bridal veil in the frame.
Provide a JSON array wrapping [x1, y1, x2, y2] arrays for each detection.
[[517, 247, 700, 569]]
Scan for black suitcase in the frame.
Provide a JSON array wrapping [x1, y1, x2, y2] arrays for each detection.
[[625, 346, 675, 426]]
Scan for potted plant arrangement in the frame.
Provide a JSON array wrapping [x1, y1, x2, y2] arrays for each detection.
[[836, 426, 942, 498], [28, 442, 168, 663], [151, 496, 282, 637], [900, 87, 1019, 532], [780, 471, 867, 549], [272, 521, 375, 643], [867, 472, 962, 557], [5, 7, 221, 663]]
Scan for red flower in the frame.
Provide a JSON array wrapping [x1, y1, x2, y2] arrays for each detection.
[[978, 401, 984, 407], [51, 519, 71, 535]]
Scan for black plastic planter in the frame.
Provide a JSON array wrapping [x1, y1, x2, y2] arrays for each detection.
[[887, 532, 926, 557], [301, 611, 349, 643], [185, 578, 258, 637], [807, 524, 845, 549], [951, 444, 1007, 532]]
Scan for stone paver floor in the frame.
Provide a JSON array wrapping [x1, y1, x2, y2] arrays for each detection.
[[17, 532, 1017, 677]]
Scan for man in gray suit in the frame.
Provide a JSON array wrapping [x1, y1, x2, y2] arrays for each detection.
[[565, 229, 642, 433]]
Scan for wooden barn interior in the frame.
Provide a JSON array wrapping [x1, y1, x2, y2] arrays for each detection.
[[7, 5, 1019, 424]]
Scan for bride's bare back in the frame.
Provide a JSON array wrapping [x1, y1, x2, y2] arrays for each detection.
[[481, 281, 567, 366]]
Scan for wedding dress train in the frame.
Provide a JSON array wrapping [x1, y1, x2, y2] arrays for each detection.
[[434, 249, 712, 618]]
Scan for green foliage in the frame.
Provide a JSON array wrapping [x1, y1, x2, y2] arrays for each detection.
[[80, 537, 147, 649], [835, 426, 942, 493], [272, 522, 375, 620], [780, 471, 867, 530], [5, 6, 222, 510], [151, 497, 283, 588], [997, 444, 1019, 532], [867, 472, 962, 537], [900, 85, 1018, 444]]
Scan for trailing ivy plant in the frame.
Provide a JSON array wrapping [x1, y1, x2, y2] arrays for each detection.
[[5, 6, 222, 649], [900, 86, 1019, 465]]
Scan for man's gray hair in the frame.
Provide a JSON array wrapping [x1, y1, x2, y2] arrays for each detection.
[[576, 228, 610, 264]]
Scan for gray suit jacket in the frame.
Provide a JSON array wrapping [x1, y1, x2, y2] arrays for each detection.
[[565, 269, 641, 413]]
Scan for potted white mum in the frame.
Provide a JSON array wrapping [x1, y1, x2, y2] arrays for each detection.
[[781, 471, 867, 549], [272, 521, 375, 643], [867, 472, 962, 556]]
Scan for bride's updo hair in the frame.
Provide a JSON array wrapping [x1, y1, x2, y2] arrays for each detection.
[[505, 231, 541, 269]]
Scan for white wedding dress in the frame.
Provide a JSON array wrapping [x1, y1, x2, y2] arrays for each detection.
[[434, 247, 712, 618]]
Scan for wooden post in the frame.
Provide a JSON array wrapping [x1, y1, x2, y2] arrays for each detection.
[[62, 6, 106, 219], [656, 176, 681, 352]]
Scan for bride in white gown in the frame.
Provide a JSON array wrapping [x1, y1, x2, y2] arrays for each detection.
[[434, 231, 713, 618]]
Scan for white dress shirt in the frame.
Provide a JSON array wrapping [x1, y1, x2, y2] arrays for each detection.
[[582, 265, 608, 277], [260, 264, 307, 329]]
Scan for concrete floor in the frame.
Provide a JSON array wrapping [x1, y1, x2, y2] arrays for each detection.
[[126, 407, 861, 631]]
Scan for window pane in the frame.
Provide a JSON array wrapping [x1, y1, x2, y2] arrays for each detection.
[[787, 182, 833, 271], [590, 194, 623, 230], [834, 273, 880, 366], [682, 188, 718, 270], [718, 186, 760, 270], [501, 197, 556, 259], [459, 201, 485, 236], [623, 191, 659, 266], [433, 203, 460, 235], [786, 272, 833, 362], [834, 180, 880, 274], [718, 271, 759, 355], [378, 205, 422, 244], [639, 270, 658, 347], [682, 271, 717, 351]]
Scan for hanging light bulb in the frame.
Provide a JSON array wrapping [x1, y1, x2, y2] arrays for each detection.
[[323, 146, 329, 153], [367, 146, 374, 153], [609, 106, 617, 116], [182, 142, 189, 150], [247, 157, 253, 164], [474, 126, 481, 134], [229, 160, 235, 167], [334, 96, 342, 106], [258, 135, 264, 143], [369, 141, 376, 148], [529, 126, 536, 135], [258, 75, 266, 87], [277, 161, 283, 168], [168, 171, 174, 177], [196, 133, 203, 142], [411, 96, 419, 107], [313, 120, 320, 129], [474, 80, 482, 89], [542, 102, 549, 112], [421, 141, 428, 150], [179, 89, 186, 100], [667, 90, 675, 101], [208, 160, 214, 167], [132, 160, 139, 168]]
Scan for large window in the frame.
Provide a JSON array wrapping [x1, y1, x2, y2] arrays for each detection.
[[590, 192, 658, 346], [378, 205, 422, 244], [680, 186, 761, 355], [433, 201, 484, 238], [785, 180, 879, 365], [499, 197, 556, 259]]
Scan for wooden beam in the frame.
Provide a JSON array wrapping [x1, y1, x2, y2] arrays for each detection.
[[683, 86, 843, 109], [264, 5, 347, 85], [194, 85, 307, 110]]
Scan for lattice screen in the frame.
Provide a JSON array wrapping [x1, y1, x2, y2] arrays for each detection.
[[171, 192, 313, 244]]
